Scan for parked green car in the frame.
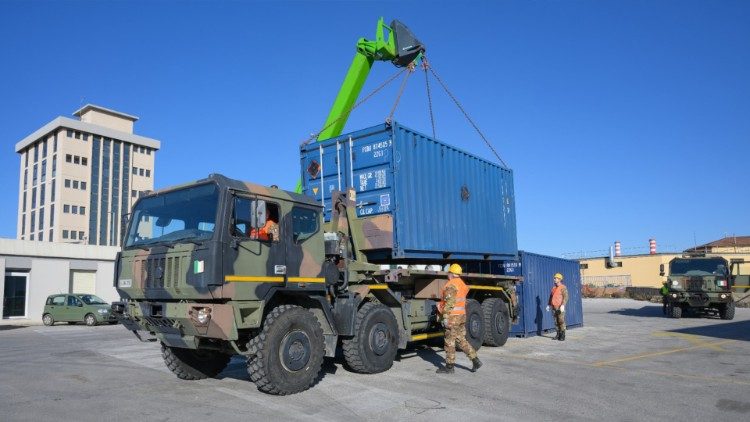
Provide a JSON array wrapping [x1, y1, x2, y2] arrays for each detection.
[[42, 294, 117, 326]]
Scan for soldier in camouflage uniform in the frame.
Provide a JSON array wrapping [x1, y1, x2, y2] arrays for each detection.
[[436, 264, 482, 374], [548, 273, 569, 341]]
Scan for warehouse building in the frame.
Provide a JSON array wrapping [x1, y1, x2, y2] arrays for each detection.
[[0, 239, 119, 323], [15, 104, 160, 246], [579, 236, 750, 288]]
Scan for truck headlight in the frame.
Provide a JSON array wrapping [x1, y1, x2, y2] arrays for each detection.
[[720, 294, 727, 299], [671, 280, 679, 287], [671, 293, 678, 298], [98, 309, 108, 314], [196, 307, 212, 324]]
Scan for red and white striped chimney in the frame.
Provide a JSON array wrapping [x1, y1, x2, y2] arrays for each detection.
[[649, 238, 657, 255], [614, 241, 621, 257]]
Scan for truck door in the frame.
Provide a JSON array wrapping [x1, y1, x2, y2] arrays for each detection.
[[224, 195, 287, 293]]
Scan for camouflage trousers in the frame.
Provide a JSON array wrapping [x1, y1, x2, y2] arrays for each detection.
[[554, 310, 566, 332], [443, 314, 477, 365]]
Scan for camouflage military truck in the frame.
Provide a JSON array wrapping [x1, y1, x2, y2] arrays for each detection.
[[661, 256, 734, 320], [113, 174, 519, 395]]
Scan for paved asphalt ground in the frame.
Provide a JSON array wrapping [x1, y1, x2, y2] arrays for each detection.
[[1, 298, 749, 422]]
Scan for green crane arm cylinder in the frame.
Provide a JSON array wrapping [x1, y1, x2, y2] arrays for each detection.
[[295, 18, 425, 193]]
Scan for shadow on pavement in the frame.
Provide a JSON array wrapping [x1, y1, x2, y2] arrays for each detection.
[[608, 305, 669, 318], [669, 320, 750, 342], [0, 325, 28, 331]]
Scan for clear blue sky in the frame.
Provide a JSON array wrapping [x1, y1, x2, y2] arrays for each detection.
[[1, 0, 748, 257]]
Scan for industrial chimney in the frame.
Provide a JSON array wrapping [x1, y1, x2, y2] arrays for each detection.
[[614, 241, 621, 257], [649, 239, 657, 255]]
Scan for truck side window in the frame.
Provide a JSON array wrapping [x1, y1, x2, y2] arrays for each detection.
[[232, 196, 280, 242], [291, 207, 318, 244]]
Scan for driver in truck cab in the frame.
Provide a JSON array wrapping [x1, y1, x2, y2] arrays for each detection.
[[250, 204, 279, 241]]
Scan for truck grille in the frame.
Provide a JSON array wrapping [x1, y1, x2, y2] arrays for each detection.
[[137, 255, 187, 289], [144, 317, 176, 327], [687, 279, 704, 291]]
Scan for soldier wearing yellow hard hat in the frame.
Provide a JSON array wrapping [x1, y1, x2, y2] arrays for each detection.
[[547, 272, 569, 341], [436, 263, 482, 374]]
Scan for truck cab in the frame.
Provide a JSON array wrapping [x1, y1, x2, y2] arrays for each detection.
[[663, 256, 734, 319]]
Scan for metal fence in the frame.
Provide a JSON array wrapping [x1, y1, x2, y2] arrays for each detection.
[[582, 275, 632, 288]]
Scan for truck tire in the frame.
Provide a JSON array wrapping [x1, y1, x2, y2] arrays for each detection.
[[161, 344, 230, 380], [670, 305, 682, 319], [481, 298, 510, 347], [719, 302, 735, 320], [342, 302, 399, 374], [247, 305, 325, 395], [464, 299, 484, 352]]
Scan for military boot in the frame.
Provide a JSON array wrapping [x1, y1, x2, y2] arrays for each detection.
[[559, 331, 566, 341], [436, 364, 454, 374], [471, 358, 483, 372], [553, 331, 561, 340]]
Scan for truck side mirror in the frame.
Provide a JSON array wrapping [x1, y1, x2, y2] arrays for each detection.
[[659, 264, 665, 277]]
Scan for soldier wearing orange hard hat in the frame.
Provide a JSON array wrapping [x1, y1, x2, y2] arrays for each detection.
[[436, 263, 482, 374], [547, 273, 569, 341]]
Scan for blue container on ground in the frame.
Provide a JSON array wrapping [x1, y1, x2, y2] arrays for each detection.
[[503, 251, 583, 337], [300, 122, 517, 262]]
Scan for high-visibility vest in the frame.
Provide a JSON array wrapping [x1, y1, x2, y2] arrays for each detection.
[[440, 277, 469, 316], [549, 284, 566, 308]]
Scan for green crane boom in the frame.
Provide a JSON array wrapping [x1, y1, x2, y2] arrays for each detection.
[[295, 18, 425, 193]]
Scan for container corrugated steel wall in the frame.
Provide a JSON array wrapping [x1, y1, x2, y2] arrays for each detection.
[[503, 251, 583, 337], [300, 122, 517, 261]]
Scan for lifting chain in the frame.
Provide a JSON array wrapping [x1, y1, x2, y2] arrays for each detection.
[[386, 61, 416, 124], [301, 67, 408, 146], [423, 56, 508, 168], [422, 59, 437, 139]]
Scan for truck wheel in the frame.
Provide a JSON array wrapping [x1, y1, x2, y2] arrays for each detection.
[[670, 305, 682, 319], [42, 313, 54, 326], [719, 302, 735, 320], [247, 305, 325, 395], [481, 298, 510, 347], [84, 313, 97, 326], [342, 302, 399, 374], [162, 344, 230, 380], [464, 299, 484, 352]]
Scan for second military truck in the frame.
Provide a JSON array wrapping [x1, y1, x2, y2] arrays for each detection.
[[662, 256, 735, 320]]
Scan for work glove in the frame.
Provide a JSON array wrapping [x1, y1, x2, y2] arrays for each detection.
[[546, 305, 550, 312], [560, 305, 565, 313]]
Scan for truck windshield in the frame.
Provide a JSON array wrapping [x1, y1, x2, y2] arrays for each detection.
[[670, 258, 728, 276], [124, 183, 219, 248]]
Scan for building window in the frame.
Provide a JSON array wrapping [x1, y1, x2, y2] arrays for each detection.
[[38, 232, 43, 241], [74, 131, 81, 139], [74, 156, 80, 165], [82, 133, 89, 141], [66, 129, 73, 138], [51, 180, 55, 201], [63, 204, 70, 213], [31, 188, 36, 209], [49, 229, 53, 241], [132, 166, 137, 174], [23, 169, 27, 189], [146, 148, 151, 155], [73, 180, 79, 189], [79, 231, 85, 240], [50, 204, 55, 226], [25, 151, 29, 167], [64, 179, 70, 188], [30, 234, 34, 241], [40, 185, 45, 206], [65, 154, 72, 163], [34, 144, 38, 162], [21, 215, 25, 235], [53, 133, 58, 151], [41, 159, 46, 182], [580, 263, 589, 269], [30, 211, 35, 232], [63, 230, 69, 239], [80, 206, 86, 215], [52, 156, 57, 177], [82, 157, 88, 166], [22, 192, 26, 212], [72, 205, 78, 214], [32, 165, 37, 185], [145, 169, 151, 178], [139, 168, 144, 176], [81, 181, 87, 190], [71, 231, 77, 240], [39, 208, 44, 230], [42, 140, 48, 157], [131, 189, 137, 198]]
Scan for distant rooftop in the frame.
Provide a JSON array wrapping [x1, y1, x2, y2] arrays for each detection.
[[73, 104, 139, 121], [685, 236, 750, 252]]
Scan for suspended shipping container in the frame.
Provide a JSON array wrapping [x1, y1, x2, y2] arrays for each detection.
[[300, 122, 517, 263]]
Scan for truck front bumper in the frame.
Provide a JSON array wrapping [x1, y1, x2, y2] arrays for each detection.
[[666, 292, 733, 307]]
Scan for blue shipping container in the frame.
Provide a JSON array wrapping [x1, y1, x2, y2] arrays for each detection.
[[503, 251, 583, 337], [300, 122, 517, 262]]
